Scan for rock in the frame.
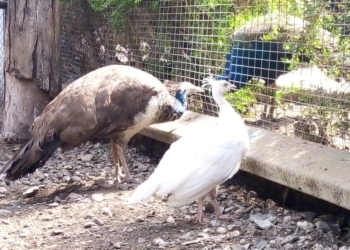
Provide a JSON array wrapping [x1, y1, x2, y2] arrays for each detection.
[[179, 232, 194, 240], [300, 211, 316, 220], [41, 215, 53, 221], [33, 171, 45, 182], [232, 230, 240, 237], [111, 242, 122, 249], [101, 207, 112, 217], [255, 240, 268, 249], [62, 176, 72, 183], [90, 225, 100, 232], [297, 221, 314, 231], [136, 216, 145, 222], [211, 219, 221, 227], [0, 209, 12, 217], [81, 154, 94, 162], [216, 227, 227, 234], [19, 231, 30, 237], [48, 202, 59, 207], [93, 217, 104, 226], [64, 165, 73, 170], [23, 186, 39, 198], [137, 163, 150, 172], [9, 200, 21, 206], [91, 193, 104, 202], [51, 229, 64, 236], [0, 187, 7, 194], [67, 192, 83, 202], [154, 237, 170, 248], [246, 190, 257, 200], [94, 177, 106, 185], [281, 235, 299, 245], [72, 176, 82, 182], [79, 198, 91, 203], [61, 169, 70, 176], [284, 243, 294, 250], [224, 207, 235, 213], [84, 221, 97, 228], [249, 213, 273, 230], [339, 247, 348, 250], [227, 224, 241, 231], [315, 220, 340, 234], [231, 245, 247, 250], [166, 216, 175, 223], [84, 213, 95, 220], [239, 239, 246, 244], [283, 215, 292, 223]]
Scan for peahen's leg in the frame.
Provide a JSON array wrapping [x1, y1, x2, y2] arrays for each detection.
[[110, 139, 124, 183], [209, 186, 239, 221], [116, 143, 131, 182]]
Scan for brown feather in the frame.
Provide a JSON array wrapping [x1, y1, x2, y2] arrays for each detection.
[[2, 65, 176, 181]]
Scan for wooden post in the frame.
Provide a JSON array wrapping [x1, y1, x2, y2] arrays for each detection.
[[2, 0, 60, 142]]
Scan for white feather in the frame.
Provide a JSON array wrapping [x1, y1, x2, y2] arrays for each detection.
[[129, 80, 249, 208]]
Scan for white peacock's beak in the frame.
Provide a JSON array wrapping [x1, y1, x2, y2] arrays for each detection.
[[229, 84, 237, 90]]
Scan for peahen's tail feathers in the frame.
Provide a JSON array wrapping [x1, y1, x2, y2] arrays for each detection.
[[0, 133, 63, 182]]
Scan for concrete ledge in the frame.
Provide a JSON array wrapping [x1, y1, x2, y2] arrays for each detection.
[[140, 111, 350, 211]]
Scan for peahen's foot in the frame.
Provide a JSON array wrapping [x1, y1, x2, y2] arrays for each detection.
[[215, 213, 240, 221], [114, 171, 132, 184]]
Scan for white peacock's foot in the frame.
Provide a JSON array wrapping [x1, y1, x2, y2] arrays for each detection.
[[192, 214, 211, 225]]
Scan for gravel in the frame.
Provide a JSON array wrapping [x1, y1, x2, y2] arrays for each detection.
[[0, 138, 349, 249]]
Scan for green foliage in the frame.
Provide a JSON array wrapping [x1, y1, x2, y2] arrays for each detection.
[[86, 0, 150, 28], [225, 80, 265, 116], [63, 0, 350, 140], [226, 89, 256, 116]]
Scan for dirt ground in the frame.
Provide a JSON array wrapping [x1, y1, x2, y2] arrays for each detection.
[[0, 138, 350, 250]]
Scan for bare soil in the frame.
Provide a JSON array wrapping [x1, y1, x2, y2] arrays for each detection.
[[0, 138, 349, 250]]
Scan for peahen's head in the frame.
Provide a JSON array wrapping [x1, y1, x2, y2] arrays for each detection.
[[175, 81, 204, 105], [201, 75, 237, 96]]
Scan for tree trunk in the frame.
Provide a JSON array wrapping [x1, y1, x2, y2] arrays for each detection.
[[2, 0, 60, 142]]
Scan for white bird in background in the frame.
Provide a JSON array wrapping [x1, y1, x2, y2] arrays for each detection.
[[129, 76, 250, 224]]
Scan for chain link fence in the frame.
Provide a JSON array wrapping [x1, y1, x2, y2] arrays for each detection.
[[60, 0, 350, 151]]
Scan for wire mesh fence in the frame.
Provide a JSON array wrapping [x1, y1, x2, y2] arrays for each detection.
[[59, 0, 350, 151], [0, 6, 5, 123]]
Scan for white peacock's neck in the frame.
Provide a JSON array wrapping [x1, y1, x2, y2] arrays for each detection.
[[212, 91, 230, 106]]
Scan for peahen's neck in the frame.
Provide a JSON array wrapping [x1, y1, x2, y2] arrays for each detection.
[[173, 90, 187, 116]]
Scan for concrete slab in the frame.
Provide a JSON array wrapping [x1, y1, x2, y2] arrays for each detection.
[[140, 111, 350, 211]]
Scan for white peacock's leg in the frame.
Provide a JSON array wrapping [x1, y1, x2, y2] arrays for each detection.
[[196, 196, 206, 224], [192, 196, 210, 224], [209, 186, 238, 221]]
